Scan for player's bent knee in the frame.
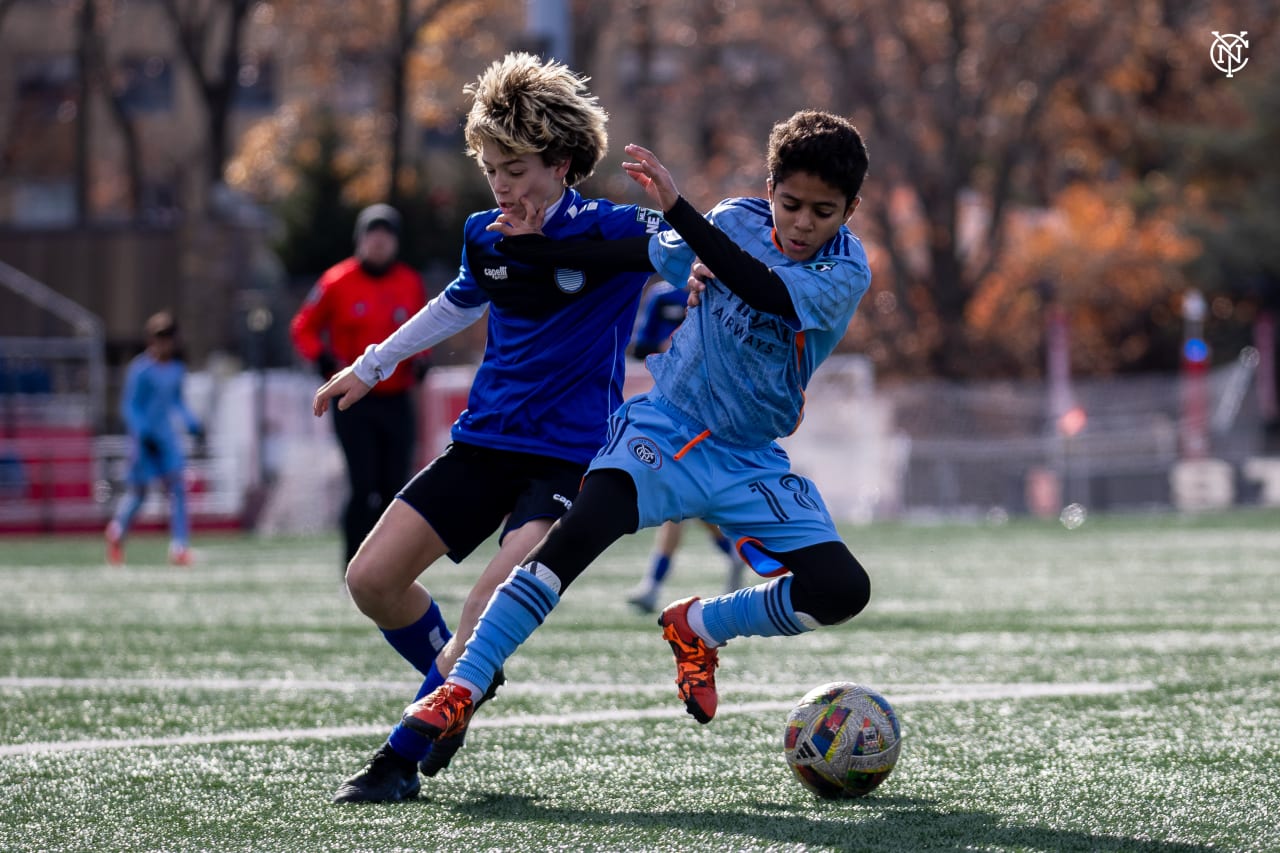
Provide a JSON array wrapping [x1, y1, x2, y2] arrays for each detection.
[[786, 542, 870, 626], [343, 555, 398, 616]]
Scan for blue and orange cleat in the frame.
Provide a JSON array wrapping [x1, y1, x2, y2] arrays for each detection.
[[658, 597, 720, 723]]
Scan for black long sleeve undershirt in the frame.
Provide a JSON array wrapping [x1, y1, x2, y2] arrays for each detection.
[[662, 196, 797, 318], [497, 234, 654, 274], [496, 196, 797, 318]]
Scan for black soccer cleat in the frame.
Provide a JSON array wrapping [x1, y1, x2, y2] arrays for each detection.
[[418, 668, 506, 778], [333, 744, 421, 804]]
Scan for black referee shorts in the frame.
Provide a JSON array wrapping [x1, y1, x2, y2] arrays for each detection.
[[397, 440, 586, 562]]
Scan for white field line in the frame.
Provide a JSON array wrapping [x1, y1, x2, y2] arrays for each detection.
[[0, 677, 1150, 698], [0, 680, 1153, 757]]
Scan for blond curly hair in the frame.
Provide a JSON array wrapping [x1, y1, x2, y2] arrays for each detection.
[[464, 52, 609, 187]]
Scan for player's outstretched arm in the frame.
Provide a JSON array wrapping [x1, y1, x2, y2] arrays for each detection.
[[624, 143, 794, 317], [313, 367, 371, 416]]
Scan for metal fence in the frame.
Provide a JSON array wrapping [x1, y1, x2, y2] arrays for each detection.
[[883, 352, 1267, 518]]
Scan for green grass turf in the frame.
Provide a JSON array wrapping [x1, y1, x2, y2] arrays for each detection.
[[1, 509, 1278, 852]]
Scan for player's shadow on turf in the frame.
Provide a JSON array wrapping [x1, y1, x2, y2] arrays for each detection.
[[442, 791, 1219, 852]]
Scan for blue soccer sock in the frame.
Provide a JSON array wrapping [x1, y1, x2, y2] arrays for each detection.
[[710, 531, 734, 556], [381, 599, 452, 677], [386, 659, 447, 760], [450, 564, 559, 696], [648, 553, 673, 585], [697, 575, 814, 646]]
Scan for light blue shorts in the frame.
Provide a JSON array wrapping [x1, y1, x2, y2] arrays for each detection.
[[588, 393, 841, 558], [127, 436, 184, 485]]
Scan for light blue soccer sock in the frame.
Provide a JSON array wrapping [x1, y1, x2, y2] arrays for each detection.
[[165, 472, 190, 548], [386, 659, 447, 760], [112, 486, 146, 535], [697, 575, 814, 646], [451, 564, 560, 696], [649, 553, 673, 584], [380, 600, 452, 677]]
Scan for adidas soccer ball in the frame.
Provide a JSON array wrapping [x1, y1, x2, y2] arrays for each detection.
[[782, 682, 902, 799]]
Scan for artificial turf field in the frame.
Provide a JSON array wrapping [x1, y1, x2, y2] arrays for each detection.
[[1, 509, 1277, 852]]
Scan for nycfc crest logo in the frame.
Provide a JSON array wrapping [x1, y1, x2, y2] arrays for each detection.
[[628, 437, 662, 469], [1210, 31, 1248, 78]]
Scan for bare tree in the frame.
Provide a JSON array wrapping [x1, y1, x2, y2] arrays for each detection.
[[156, 0, 254, 188], [386, 0, 449, 207], [795, 0, 1121, 376]]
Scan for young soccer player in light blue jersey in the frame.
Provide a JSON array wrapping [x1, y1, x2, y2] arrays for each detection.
[[105, 311, 204, 567], [402, 110, 874, 746], [311, 52, 664, 804], [626, 281, 746, 613]]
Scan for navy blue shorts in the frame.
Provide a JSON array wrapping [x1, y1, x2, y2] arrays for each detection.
[[397, 441, 585, 562]]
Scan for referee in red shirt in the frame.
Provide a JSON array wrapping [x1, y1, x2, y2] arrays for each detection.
[[291, 204, 429, 565]]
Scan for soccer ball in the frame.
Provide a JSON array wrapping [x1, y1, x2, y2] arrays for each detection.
[[782, 682, 902, 799]]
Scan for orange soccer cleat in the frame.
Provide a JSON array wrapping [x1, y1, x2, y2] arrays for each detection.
[[401, 681, 475, 741], [658, 597, 720, 723], [104, 522, 125, 567]]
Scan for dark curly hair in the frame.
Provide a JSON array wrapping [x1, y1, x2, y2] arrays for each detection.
[[766, 110, 869, 203]]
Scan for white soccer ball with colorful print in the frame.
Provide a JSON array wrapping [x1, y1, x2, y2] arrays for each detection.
[[782, 681, 902, 799]]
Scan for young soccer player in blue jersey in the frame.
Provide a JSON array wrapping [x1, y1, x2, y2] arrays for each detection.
[[311, 52, 664, 804], [400, 109, 874, 747], [105, 311, 204, 567]]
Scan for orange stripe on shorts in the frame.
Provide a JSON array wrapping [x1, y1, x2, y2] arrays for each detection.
[[673, 429, 712, 460]]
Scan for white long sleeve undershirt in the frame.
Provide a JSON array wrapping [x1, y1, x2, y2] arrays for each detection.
[[351, 293, 487, 386]]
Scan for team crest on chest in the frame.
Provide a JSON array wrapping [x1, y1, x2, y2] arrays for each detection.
[[628, 437, 662, 469], [555, 268, 585, 293]]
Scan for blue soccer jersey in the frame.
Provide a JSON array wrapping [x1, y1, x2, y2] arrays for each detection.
[[647, 197, 871, 447], [442, 188, 664, 464]]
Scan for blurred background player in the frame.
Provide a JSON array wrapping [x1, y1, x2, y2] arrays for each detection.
[[628, 519, 745, 613], [290, 203, 429, 567], [311, 52, 665, 804], [104, 311, 204, 567], [626, 281, 745, 612]]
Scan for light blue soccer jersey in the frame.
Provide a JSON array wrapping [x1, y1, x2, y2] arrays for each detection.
[[647, 197, 870, 447], [121, 353, 200, 479]]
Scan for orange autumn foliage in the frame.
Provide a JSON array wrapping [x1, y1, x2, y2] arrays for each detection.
[[970, 185, 1199, 376]]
